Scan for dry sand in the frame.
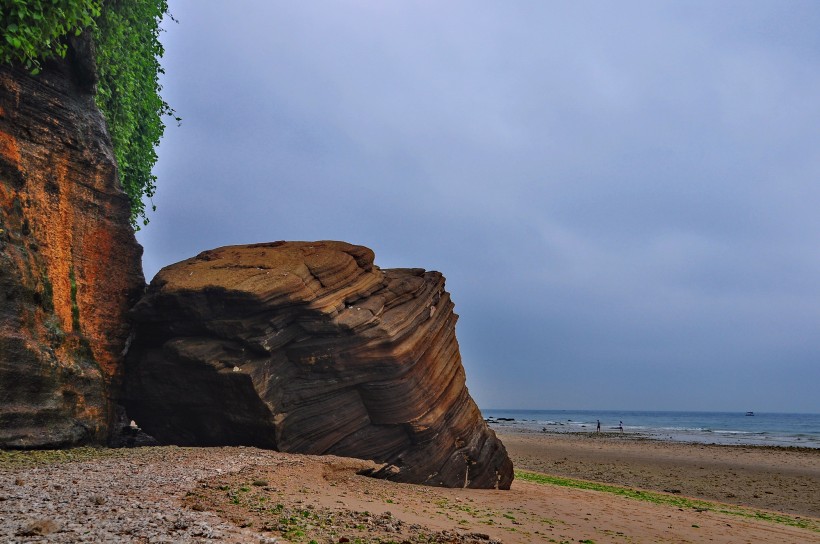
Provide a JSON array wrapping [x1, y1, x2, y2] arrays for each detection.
[[1, 433, 818, 543]]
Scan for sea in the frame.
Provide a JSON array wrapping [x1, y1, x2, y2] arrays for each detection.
[[482, 409, 820, 449]]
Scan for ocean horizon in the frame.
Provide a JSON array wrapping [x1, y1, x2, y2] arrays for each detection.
[[482, 408, 820, 449]]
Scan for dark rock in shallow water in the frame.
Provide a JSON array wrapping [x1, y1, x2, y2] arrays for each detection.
[[125, 241, 513, 489]]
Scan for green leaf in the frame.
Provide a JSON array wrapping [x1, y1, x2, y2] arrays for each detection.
[[1, 0, 176, 229]]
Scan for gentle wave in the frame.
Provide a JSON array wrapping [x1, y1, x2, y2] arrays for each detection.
[[483, 409, 820, 448]]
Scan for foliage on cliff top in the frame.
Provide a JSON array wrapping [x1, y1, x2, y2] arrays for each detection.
[[0, 0, 99, 72], [94, 0, 177, 228], [0, 0, 175, 228]]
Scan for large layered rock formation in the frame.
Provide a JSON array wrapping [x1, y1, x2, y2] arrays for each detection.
[[125, 241, 513, 489], [0, 45, 145, 447]]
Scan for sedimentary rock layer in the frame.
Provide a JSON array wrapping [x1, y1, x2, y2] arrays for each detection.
[[0, 48, 145, 447], [125, 241, 513, 489]]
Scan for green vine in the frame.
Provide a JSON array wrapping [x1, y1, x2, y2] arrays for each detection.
[[0, 0, 176, 228], [0, 0, 100, 74], [93, 0, 177, 228]]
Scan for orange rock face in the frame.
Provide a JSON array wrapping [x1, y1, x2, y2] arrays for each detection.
[[0, 56, 145, 447], [125, 241, 513, 489]]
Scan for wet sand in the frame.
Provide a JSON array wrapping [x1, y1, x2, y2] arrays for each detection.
[[498, 429, 820, 518]]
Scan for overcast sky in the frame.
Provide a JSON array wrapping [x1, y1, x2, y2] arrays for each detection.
[[138, 1, 820, 413]]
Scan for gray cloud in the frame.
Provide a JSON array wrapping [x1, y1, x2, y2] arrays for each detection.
[[138, 0, 820, 412]]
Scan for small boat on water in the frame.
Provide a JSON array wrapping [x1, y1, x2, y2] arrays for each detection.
[[745, 411, 755, 416]]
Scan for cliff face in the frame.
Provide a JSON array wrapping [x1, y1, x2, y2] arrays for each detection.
[[0, 51, 145, 447], [125, 241, 513, 489]]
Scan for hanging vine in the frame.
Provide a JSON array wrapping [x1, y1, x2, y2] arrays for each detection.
[[0, 0, 177, 228]]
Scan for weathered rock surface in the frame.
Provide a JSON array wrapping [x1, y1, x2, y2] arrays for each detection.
[[0, 49, 145, 447], [125, 241, 513, 489]]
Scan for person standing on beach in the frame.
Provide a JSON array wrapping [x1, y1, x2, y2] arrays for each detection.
[[596, 419, 601, 433], [619, 421, 624, 433]]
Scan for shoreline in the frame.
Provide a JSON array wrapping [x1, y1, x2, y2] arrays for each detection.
[[493, 425, 820, 452], [484, 410, 820, 449]]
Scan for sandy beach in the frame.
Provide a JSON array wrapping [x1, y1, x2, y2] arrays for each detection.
[[499, 429, 820, 518], [1, 434, 818, 543]]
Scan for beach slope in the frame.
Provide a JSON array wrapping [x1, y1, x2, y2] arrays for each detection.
[[1, 440, 818, 543]]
